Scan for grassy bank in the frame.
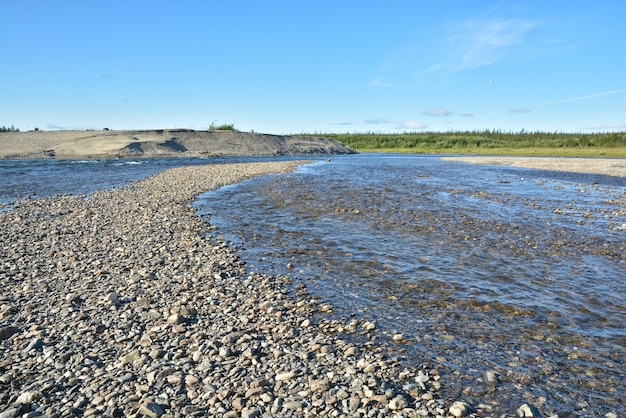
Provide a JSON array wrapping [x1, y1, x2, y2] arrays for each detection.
[[317, 131, 626, 157]]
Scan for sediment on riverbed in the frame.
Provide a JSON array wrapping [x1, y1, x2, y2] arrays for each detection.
[[0, 161, 466, 417]]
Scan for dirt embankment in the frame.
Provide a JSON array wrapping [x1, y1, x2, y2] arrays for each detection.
[[0, 129, 356, 159]]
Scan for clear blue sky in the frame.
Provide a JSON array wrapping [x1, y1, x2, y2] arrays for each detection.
[[2, 1, 625, 134]]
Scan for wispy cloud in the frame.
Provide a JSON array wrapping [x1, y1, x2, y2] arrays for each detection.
[[536, 88, 626, 107], [582, 123, 626, 131], [370, 15, 542, 87], [331, 118, 395, 127], [469, 88, 626, 121], [364, 118, 392, 125], [44, 123, 70, 130], [447, 18, 539, 71], [423, 107, 452, 117]]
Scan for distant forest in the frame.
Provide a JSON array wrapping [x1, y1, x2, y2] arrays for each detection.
[[320, 130, 626, 151]]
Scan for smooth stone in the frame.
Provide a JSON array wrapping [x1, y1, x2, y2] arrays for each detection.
[[308, 379, 329, 392], [15, 391, 37, 404], [23, 337, 44, 352], [241, 409, 261, 418], [137, 402, 164, 418], [336, 389, 349, 400], [282, 401, 302, 411], [517, 403, 541, 417], [0, 326, 21, 341], [388, 395, 409, 410], [218, 346, 232, 358], [0, 408, 19, 418], [275, 371, 296, 381], [167, 313, 186, 324], [449, 401, 470, 417], [484, 370, 498, 387], [118, 373, 135, 383], [119, 350, 141, 364]]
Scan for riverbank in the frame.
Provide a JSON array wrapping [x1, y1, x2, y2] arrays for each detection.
[[440, 155, 626, 178], [0, 161, 467, 417], [0, 130, 355, 159]]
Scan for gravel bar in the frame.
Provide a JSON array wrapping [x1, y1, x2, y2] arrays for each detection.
[[439, 156, 626, 178], [0, 161, 488, 418]]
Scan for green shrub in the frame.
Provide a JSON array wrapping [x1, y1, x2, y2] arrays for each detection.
[[209, 122, 237, 131]]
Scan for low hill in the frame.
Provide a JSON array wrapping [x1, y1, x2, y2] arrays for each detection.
[[0, 129, 356, 159]]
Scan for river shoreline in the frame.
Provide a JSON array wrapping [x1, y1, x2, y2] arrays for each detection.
[[439, 155, 626, 178], [0, 161, 468, 417]]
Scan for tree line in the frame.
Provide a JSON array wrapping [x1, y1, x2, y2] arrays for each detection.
[[320, 130, 626, 150]]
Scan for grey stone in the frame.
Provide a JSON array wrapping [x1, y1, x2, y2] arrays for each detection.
[[0, 326, 20, 341], [137, 402, 164, 418]]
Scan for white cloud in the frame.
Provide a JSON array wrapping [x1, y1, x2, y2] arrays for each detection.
[[510, 107, 531, 114], [329, 121, 357, 126], [423, 107, 452, 117], [365, 118, 392, 125], [399, 120, 428, 130]]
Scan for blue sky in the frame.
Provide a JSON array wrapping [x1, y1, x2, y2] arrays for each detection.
[[2, 1, 625, 134]]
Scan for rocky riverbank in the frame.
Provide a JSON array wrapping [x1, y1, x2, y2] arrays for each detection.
[[0, 161, 480, 418], [0, 130, 356, 160]]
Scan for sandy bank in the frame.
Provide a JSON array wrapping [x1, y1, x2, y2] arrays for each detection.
[[440, 156, 626, 178], [0, 129, 356, 159]]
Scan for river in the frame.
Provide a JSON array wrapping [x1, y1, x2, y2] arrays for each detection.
[[1, 154, 624, 416], [194, 154, 626, 416]]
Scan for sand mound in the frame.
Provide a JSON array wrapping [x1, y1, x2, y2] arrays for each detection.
[[0, 129, 356, 159]]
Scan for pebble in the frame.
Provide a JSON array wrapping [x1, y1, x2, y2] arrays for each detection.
[[0, 326, 21, 341], [0, 162, 473, 418], [137, 401, 164, 418], [450, 400, 470, 417], [388, 394, 409, 410], [517, 403, 542, 417]]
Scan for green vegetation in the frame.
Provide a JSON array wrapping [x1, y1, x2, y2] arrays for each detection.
[[0, 125, 20, 132], [315, 130, 626, 157], [209, 122, 237, 131]]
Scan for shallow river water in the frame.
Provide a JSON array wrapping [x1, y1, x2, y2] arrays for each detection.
[[195, 154, 626, 417], [1, 154, 624, 416]]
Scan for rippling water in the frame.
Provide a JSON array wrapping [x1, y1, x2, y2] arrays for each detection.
[[0, 156, 305, 206], [195, 154, 626, 416]]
